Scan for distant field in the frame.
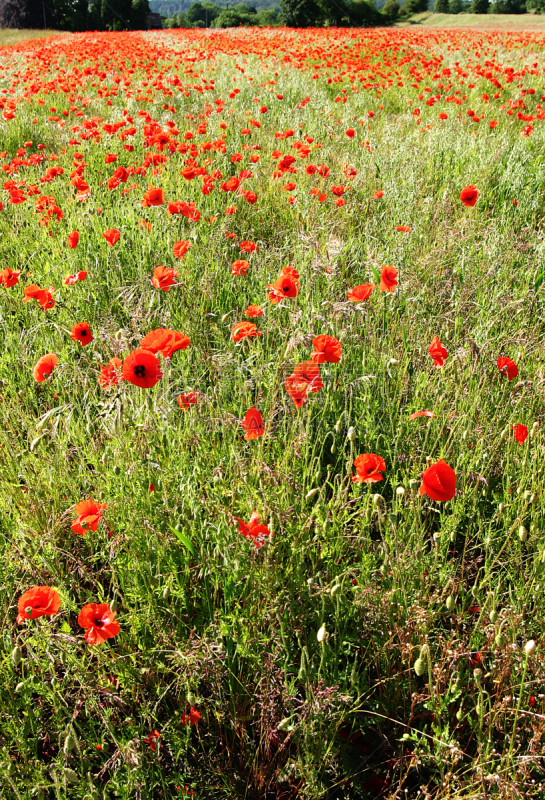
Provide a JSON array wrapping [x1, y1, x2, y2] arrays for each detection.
[[400, 11, 545, 29], [0, 29, 63, 47]]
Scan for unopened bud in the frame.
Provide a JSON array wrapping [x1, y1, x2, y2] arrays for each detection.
[[446, 596, 455, 611], [334, 419, 342, 433], [11, 646, 22, 666], [64, 734, 76, 754], [389, 358, 399, 366], [162, 585, 171, 600], [317, 624, 327, 643], [347, 426, 356, 442], [525, 639, 537, 657], [64, 768, 78, 783], [396, 486, 405, 496], [518, 525, 528, 542], [305, 488, 319, 499], [489, 610, 498, 624], [473, 668, 483, 682], [373, 493, 385, 506], [495, 633, 506, 647], [110, 597, 119, 612], [498, 503, 504, 513], [414, 658, 426, 676]]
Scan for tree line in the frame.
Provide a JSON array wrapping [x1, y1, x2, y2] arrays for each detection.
[[0, 0, 542, 31]]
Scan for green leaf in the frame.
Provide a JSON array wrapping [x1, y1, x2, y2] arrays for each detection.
[[370, 265, 380, 284], [168, 525, 196, 557]]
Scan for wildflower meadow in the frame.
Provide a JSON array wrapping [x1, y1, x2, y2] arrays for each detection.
[[2, 24, 545, 799]]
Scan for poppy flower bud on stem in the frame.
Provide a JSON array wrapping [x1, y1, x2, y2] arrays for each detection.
[[489, 610, 498, 624], [373, 493, 385, 507], [525, 640, 537, 657], [11, 646, 22, 666], [518, 525, 528, 543], [347, 426, 356, 442], [317, 623, 327, 642]]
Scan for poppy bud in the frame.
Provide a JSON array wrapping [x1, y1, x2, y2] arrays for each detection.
[[531, 421, 539, 437], [64, 733, 76, 754], [389, 358, 399, 366], [498, 503, 504, 513], [64, 768, 78, 783], [396, 486, 405, 496], [277, 716, 294, 732], [162, 585, 171, 600], [114, 330, 124, 341], [317, 624, 327, 642], [11, 646, 22, 666], [446, 596, 455, 611], [495, 633, 506, 647], [113, 465, 121, 475], [489, 610, 498, 624], [187, 691, 196, 705], [110, 597, 119, 612], [456, 708, 464, 722], [334, 419, 342, 433], [414, 657, 426, 676], [347, 426, 356, 442], [518, 525, 528, 542], [331, 583, 341, 597], [330, 443, 336, 455], [15, 682, 24, 692], [473, 668, 483, 682], [525, 491, 535, 503], [373, 493, 385, 506], [525, 639, 537, 657], [305, 488, 319, 499]]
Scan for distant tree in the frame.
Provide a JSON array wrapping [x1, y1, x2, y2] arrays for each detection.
[[346, 0, 386, 22], [383, 0, 400, 17], [213, 7, 254, 24], [434, 0, 450, 11], [256, 7, 279, 23], [279, 0, 322, 25], [132, 0, 151, 27], [399, 0, 429, 16], [448, 0, 465, 10], [471, 0, 489, 11]]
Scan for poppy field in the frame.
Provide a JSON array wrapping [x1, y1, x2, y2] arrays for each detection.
[[2, 24, 545, 800]]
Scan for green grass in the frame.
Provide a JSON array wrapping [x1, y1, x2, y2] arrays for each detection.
[[0, 29, 63, 47], [1, 25, 545, 800], [399, 11, 545, 28]]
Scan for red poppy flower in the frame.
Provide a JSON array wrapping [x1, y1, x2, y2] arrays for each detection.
[[267, 274, 299, 304], [373, 190, 383, 199], [232, 321, 261, 342], [67, 230, 79, 249], [419, 459, 456, 502], [514, 424, 528, 444], [497, 356, 518, 381], [70, 321, 93, 346], [78, 603, 120, 645], [285, 361, 322, 407], [145, 730, 162, 752], [239, 240, 257, 254], [379, 265, 398, 292], [23, 284, 48, 307], [33, 353, 58, 382], [347, 284, 373, 302], [233, 511, 272, 548], [231, 259, 250, 276], [173, 240, 192, 259], [245, 304, 263, 317], [352, 453, 386, 483], [99, 357, 123, 389], [428, 336, 448, 368], [71, 498, 107, 536], [0, 267, 20, 287], [122, 349, 162, 388], [311, 335, 341, 363], [178, 391, 198, 411], [17, 586, 61, 624], [180, 707, 201, 726], [241, 407, 264, 440], [140, 329, 190, 358], [395, 225, 410, 232], [102, 228, 120, 246], [409, 410, 437, 420], [460, 185, 479, 207], [141, 187, 165, 207], [152, 265, 178, 291], [221, 176, 241, 192]]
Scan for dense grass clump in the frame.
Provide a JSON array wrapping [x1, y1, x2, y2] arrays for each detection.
[[1, 25, 545, 800]]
